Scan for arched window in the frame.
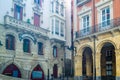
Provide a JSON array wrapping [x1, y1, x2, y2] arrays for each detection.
[[53, 46, 57, 57], [2, 64, 21, 78], [23, 39, 30, 53], [6, 35, 15, 50]]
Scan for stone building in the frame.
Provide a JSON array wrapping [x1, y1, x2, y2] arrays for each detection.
[[0, 0, 67, 80], [73, 0, 120, 80]]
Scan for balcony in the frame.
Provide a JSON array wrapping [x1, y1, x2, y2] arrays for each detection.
[[4, 15, 49, 36], [77, 0, 91, 7], [76, 18, 120, 40]]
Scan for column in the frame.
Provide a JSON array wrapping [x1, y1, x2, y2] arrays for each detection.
[[115, 49, 120, 80], [95, 52, 101, 80], [74, 55, 82, 80], [86, 57, 92, 77]]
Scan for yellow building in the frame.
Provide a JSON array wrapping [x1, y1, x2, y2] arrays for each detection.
[[73, 0, 120, 80]]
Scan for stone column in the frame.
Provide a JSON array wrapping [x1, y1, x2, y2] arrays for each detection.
[[115, 49, 120, 80], [95, 52, 101, 80], [74, 55, 82, 80], [86, 57, 92, 76]]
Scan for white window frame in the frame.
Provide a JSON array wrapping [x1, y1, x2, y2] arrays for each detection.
[[96, 0, 113, 29], [78, 6, 92, 35]]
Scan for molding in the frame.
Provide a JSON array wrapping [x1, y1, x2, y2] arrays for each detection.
[[18, 31, 37, 44], [78, 5, 92, 16]]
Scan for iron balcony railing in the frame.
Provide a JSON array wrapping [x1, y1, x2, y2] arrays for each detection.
[[76, 18, 120, 38]]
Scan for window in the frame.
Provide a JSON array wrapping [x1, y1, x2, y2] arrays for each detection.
[[55, 19, 59, 35], [56, 0, 59, 13], [106, 64, 112, 76], [38, 42, 43, 55], [6, 35, 15, 50], [52, 19, 54, 34], [34, 0, 42, 6], [60, 22, 64, 36], [106, 50, 113, 61], [60, 3, 64, 16], [101, 7, 110, 27], [53, 46, 57, 57], [82, 15, 90, 34], [34, 13, 40, 27], [23, 39, 30, 53], [51, 2, 54, 12], [14, 4, 23, 20]]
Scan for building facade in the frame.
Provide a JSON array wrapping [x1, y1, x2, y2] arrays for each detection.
[[0, 0, 66, 80], [73, 0, 120, 80]]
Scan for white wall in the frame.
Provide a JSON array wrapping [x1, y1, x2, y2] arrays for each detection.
[[65, 0, 72, 59]]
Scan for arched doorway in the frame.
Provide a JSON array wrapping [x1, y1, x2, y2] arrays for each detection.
[[2, 64, 21, 78], [31, 65, 44, 80], [82, 47, 93, 80], [101, 42, 116, 80], [53, 64, 58, 78]]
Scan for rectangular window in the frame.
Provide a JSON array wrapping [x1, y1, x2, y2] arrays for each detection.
[[52, 2, 54, 13], [34, 13, 40, 27], [53, 46, 57, 57], [55, 19, 59, 35], [106, 50, 112, 61], [101, 7, 110, 27], [38, 42, 43, 55], [6, 35, 15, 50], [60, 22, 64, 36], [106, 64, 112, 76], [56, 1, 59, 13], [23, 39, 30, 53], [60, 3, 64, 16], [52, 19, 54, 34], [82, 15, 90, 34], [14, 4, 23, 20], [34, 0, 42, 6]]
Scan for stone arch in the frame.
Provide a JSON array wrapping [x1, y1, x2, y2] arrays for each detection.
[[4, 31, 18, 39], [78, 44, 93, 56], [29, 63, 45, 80], [2, 61, 22, 78], [97, 40, 116, 80], [96, 40, 117, 54]]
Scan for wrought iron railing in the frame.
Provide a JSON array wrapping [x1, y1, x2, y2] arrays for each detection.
[[76, 18, 120, 38]]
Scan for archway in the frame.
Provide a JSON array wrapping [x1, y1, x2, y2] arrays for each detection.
[[82, 47, 93, 80], [101, 42, 116, 80], [31, 65, 44, 80], [2, 64, 21, 78]]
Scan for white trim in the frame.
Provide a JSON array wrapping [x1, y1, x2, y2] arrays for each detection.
[[78, 6, 92, 30], [77, 5, 92, 16], [96, 0, 113, 24]]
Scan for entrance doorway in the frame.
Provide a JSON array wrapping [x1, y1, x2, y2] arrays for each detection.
[[101, 42, 116, 80], [82, 47, 93, 80]]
